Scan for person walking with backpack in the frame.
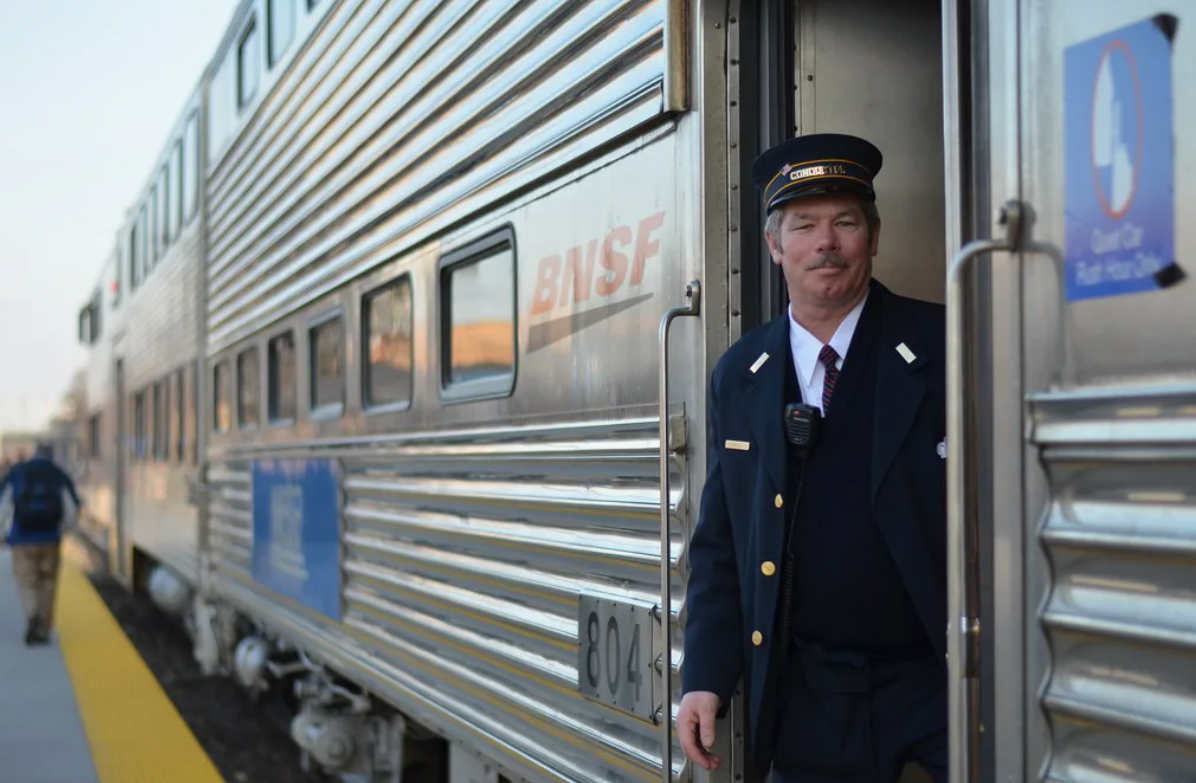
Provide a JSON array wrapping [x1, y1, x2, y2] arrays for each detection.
[[0, 443, 82, 645]]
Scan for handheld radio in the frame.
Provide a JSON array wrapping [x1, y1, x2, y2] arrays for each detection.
[[783, 402, 821, 454]]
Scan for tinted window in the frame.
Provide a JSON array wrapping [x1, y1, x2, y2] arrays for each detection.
[[238, 18, 262, 108], [364, 277, 413, 407], [130, 224, 140, 289], [159, 168, 172, 247], [183, 113, 200, 222], [150, 186, 160, 264], [134, 392, 146, 459], [138, 207, 150, 280], [152, 382, 163, 459], [268, 0, 295, 66], [171, 141, 184, 237], [163, 379, 173, 458], [442, 241, 516, 390], [310, 317, 344, 410], [213, 361, 232, 433], [89, 414, 101, 460], [175, 370, 185, 461], [238, 347, 260, 428], [268, 331, 297, 422]]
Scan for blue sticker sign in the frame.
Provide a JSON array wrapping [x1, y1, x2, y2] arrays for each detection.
[[1064, 15, 1179, 301], [251, 458, 342, 621]]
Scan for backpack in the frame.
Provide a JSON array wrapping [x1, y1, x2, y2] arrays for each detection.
[[14, 461, 63, 533]]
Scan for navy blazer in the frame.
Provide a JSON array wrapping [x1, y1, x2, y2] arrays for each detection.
[[680, 279, 947, 770]]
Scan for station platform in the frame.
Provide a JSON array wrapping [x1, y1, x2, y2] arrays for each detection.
[[0, 546, 224, 782]]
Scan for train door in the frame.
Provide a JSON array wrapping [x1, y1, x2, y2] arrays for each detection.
[[959, 3, 1196, 783], [113, 355, 130, 583]]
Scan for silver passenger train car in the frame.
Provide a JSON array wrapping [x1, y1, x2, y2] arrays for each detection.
[[75, 2, 1196, 783]]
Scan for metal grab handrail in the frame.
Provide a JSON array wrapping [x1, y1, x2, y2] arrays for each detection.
[[657, 279, 701, 783], [947, 202, 1022, 783]]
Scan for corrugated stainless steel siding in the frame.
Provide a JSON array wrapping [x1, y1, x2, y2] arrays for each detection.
[[1034, 389, 1196, 779], [207, 416, 680, 783], [205, 0, 671, 355]]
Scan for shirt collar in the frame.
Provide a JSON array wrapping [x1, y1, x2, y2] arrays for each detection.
[[788, 291, 869, 389]]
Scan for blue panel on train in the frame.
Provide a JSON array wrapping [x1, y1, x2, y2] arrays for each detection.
[[250, 459, 342, 621], [1064, 15, 1177, 301]]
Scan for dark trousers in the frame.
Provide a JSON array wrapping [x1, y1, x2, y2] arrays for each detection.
[[769, 642, 947, 783]]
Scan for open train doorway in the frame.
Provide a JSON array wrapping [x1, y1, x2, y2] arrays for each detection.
[[730, 2, 963, 783], [739, 0, 949, 320]]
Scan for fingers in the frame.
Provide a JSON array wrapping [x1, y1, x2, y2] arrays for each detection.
[[678, 699, 720, 771]]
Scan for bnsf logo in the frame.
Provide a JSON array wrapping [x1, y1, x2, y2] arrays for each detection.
[[530, 211, 665, 316]]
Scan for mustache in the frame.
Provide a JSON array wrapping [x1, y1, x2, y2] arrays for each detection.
[[806, 254, 850, 270]]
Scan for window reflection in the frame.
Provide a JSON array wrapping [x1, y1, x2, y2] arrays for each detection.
[[238, 347, 260, 428], [269, 331, 297, 421], [446, 249, 515, 386], [310, 317, 344, 409], [214, 361, 231, 433], [365, 277, 413, 407]]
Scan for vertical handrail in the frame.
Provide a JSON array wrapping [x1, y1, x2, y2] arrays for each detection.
[[947, 202, 1021, 783], [658, 279, 701, 783]]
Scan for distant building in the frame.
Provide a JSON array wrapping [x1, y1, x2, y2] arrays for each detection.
[[0, 431, 43, 463]]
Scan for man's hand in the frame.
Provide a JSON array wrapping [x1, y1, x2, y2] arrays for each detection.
[[677, 691, 722, 770]]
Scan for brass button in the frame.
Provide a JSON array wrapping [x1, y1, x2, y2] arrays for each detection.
[[761, 561, 776, 577], [751, 631, 764, 646], [774, 494, 784, 508]]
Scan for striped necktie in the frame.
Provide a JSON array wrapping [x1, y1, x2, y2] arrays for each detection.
[[818, 344, 840, 414]]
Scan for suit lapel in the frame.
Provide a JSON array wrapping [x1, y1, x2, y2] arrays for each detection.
[[745, 317, 791, 496], [871, 283, 928, 500]]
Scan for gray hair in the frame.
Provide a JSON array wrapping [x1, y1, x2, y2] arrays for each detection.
[[764, 198, 880, 243]]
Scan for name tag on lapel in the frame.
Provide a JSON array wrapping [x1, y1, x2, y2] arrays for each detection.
[[725, 440, 751, 452]]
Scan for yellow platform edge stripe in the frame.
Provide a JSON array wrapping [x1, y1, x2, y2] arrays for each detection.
[[56, 561, 225, 783]]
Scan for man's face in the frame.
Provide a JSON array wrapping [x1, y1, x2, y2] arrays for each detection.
[[766, 193, 879, 309]]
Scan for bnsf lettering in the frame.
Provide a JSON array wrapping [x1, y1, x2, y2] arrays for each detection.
[[531, 211, 665, 316]]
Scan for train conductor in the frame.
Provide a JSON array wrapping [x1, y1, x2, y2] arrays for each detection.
[[677, 133, 948, 783]]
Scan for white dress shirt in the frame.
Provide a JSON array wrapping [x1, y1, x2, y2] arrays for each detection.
[[787, 292, 869, 414]]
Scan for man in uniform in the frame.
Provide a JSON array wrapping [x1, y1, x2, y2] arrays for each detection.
[[676, 133, 947, 783]]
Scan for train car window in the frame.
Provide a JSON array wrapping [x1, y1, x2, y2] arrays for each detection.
[[363, 275, 413, 409], [268, 331, 297, 422], [171, 141, 184, 238], [183, 113, 200, 223], [129, 224, 140, 290], [138, 206, 149, 281], [237, 346, 261, 429], [134, 391, 147, 460], [88, 414, 101, 460], [213, 360, 232, 433], [310, 315, 345, 412], [150, 383, 163, 460], [440, 230, 516, 399], [307, 0, 320, 10], [268, 0, 295, 67], [175, 369, 185, 462], [159, 167, 172, 248], [165, 378, 175, 459], [190, 362, 199, 464], [149, 186, 160, 266], [238, 17, 262, 109]]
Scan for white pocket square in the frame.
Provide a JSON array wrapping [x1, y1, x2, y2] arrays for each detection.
[[937, 439, 947, 459]]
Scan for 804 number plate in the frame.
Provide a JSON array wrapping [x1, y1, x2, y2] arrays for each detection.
[[576, 595, 656, 720]]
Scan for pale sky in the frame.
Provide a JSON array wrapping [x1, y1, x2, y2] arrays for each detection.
[[0, 0, 240, 433]]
